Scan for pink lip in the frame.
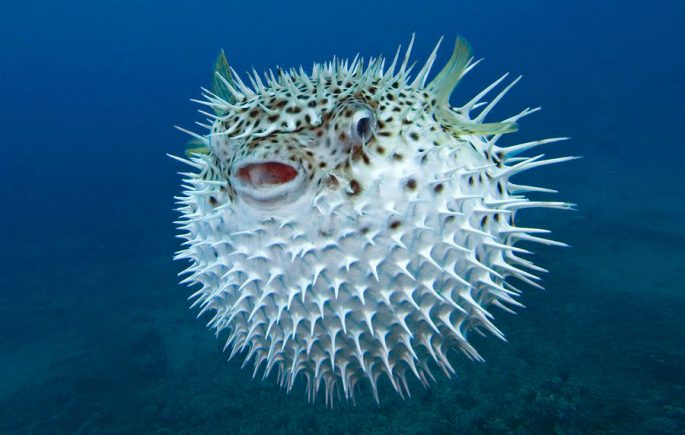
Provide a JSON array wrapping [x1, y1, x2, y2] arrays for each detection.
[[236, 162, 298, 187]]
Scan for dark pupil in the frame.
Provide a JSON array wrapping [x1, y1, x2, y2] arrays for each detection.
[[356, 117, 372, 139]]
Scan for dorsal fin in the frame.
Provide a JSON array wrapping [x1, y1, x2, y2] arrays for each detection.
[[430, 38, 518, 137], [427, 37, 472, 107], [212, 50, 236, 109]]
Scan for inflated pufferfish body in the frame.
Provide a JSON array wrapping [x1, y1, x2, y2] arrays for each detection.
[[174, 37, 574, 405]]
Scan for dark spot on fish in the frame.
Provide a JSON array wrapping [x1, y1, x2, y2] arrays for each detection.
[[390, 220, 401, 229], [348, 179, 362, 196], [433, 183, 444, 193], [351, 145, 363, 161], [325, 175, 339, 189], [406, 178, 417, 190]]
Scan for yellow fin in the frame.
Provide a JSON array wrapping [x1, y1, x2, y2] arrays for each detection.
[[430, 38, 518, 137], [184, 138, 209, 156], [442, 115, 518, 136], [427, 37, 472, 107]]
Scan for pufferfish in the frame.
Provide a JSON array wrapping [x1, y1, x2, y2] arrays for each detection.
[[173, 36, 575, 405]]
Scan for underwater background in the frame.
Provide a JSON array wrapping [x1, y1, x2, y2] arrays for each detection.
[[1, 0, 684, 433]]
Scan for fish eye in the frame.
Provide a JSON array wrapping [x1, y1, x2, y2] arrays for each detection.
[[356, 116, 373, 140], [352, 107, 375, 142]]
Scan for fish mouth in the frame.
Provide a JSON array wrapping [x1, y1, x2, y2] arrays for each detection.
[[232, 160, 307, 206]]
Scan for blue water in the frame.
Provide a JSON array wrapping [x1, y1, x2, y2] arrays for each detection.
[[1, 0, 684, 433]]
